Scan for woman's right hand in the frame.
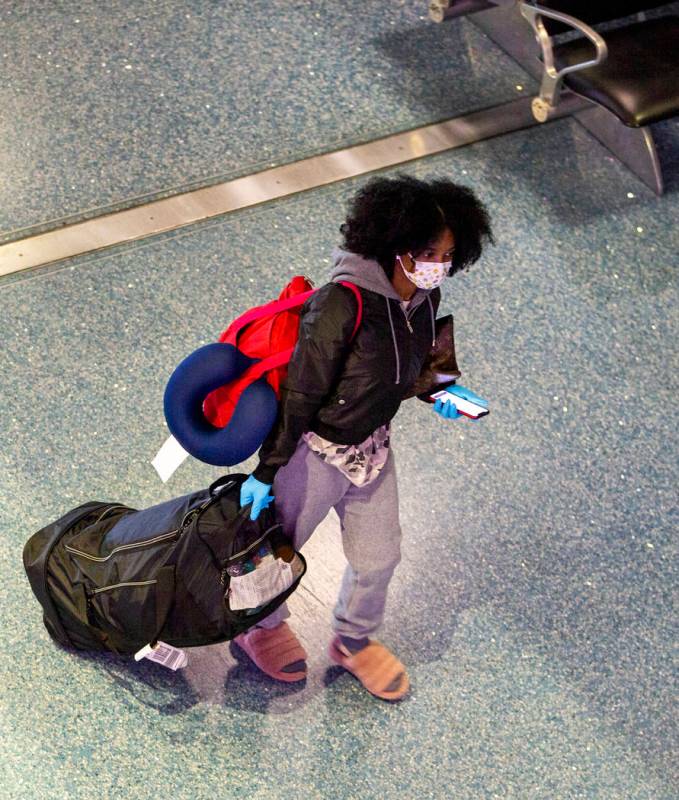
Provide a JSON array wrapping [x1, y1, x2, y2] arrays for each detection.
[[240, 475, 274, 521]]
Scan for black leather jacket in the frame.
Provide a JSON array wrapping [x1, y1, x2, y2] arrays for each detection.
[[253, 280, 441, 484]]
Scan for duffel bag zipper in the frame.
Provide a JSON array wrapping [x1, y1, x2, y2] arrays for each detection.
[[219, 523, 283, 586], [91, 579, 157, 595], [42, 502, 113, 643], [179, 497, 212, 528], [226, 523, 283, 563], [65, 501, 209, 564], [93, 505, 131, 525], [84, 580, 158, 631], [65, 529, 181, 562]]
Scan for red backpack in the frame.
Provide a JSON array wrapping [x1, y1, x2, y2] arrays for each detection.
[[203, 276, 363, 428]]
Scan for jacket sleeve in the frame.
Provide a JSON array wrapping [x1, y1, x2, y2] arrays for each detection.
[[252, 283, 359, 484]]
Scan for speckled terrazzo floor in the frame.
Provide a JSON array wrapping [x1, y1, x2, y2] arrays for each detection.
[[1, 113, 677, 798], [0, 0, 536, 241]]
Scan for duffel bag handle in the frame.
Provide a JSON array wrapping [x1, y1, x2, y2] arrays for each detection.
[[209, 473, 249, 497]]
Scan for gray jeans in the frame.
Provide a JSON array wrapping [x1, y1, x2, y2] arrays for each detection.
[[257, 437, 403, 639]]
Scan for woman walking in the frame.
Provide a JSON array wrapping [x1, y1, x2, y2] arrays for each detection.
[[235, 174, 492, 700]]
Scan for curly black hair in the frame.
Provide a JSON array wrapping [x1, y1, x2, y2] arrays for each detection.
[[340, 174, 493, 279]]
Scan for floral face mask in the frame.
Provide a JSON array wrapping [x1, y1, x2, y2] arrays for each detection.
[[398, 254, 450, 290]]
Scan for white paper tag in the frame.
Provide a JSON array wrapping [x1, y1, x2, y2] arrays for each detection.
[[134, 640, 188, 670], [228, 559, 294, 611], [152, 435, 190, 483]]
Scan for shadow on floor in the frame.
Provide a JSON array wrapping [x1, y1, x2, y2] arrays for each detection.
[[70, 649, 202, 716], [220, 640, 308, 715]]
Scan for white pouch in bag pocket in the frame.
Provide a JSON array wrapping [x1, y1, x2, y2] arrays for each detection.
[[228, 558, 294, 611]]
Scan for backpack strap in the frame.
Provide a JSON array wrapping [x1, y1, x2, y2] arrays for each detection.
[[337, 280, 363, 340], [233, 347, 296, 387], [226, 289, 317, 340], [228, 280, 362, 342], [230, 281, 362, 339], [233, 281, 364, 386]]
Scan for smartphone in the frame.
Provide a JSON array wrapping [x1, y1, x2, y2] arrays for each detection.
[[429, 385, 490, 419]]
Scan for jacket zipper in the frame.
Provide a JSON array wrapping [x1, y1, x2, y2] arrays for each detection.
[[400, 303, 415, 334], [403, 306, 415, 371]]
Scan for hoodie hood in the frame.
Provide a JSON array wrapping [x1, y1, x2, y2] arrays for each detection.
[[329, 247, 437, 385], [330, 247, 427, 306]]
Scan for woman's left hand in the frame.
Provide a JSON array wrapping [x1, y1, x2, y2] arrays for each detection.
[[433, 397, 462, 420]]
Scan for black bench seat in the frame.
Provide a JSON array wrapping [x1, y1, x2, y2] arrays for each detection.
[[553, 16, 679, 127]]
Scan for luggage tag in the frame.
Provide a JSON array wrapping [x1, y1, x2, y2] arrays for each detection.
[[134, 640, 188, 671], [152, 435, 190, 483]]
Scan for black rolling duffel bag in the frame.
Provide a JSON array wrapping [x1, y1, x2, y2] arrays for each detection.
[[23, 473, 306, 656]]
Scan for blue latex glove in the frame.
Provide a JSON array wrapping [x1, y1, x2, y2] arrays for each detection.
[[240, 475, 274, 521], [433, 397, 462, 420]]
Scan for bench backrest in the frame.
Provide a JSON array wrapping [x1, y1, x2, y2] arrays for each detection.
[[530, 1, 667, 31]]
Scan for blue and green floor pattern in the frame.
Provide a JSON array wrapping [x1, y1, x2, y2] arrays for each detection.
[[0, 0, 534, 241], [0, 117, 677, 799]]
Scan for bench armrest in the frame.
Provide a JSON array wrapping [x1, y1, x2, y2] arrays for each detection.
[[520, 2, 607, 117]]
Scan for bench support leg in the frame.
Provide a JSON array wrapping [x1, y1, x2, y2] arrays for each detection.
[[429, 0, 495, 24], [574, 105, 664, 195], [470, 3, 665, 195]]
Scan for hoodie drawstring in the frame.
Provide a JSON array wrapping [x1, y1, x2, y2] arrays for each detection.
[[386, 294, 436, 384], [385, 297, 401, 385], [427, 294, 436, 347]]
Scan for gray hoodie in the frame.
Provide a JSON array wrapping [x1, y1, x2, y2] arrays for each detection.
[[329, 247, 437, 385]]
